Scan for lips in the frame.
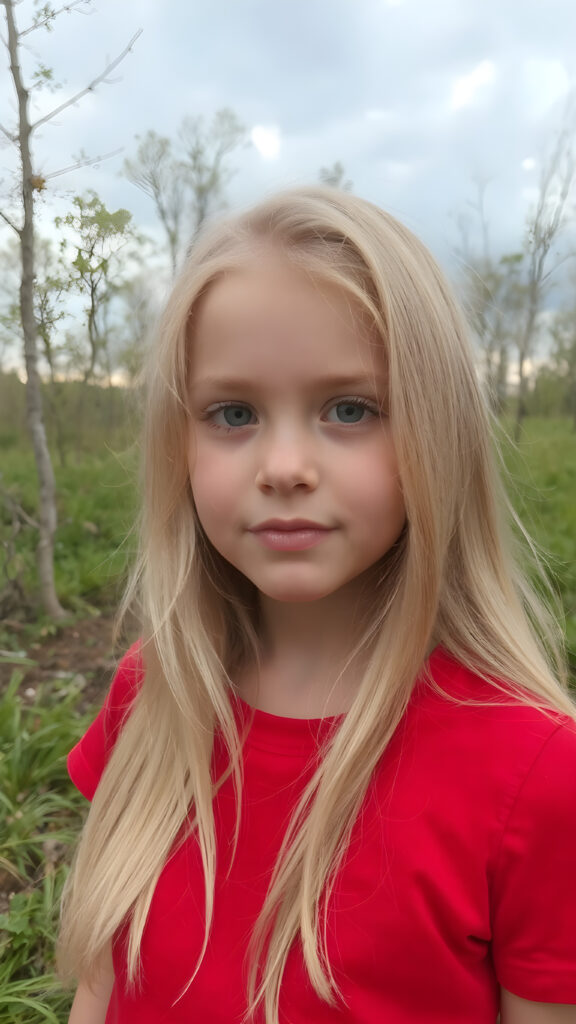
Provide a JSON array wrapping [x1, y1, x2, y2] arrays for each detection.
[[248, 519, 334, 551], [250, 519, 330, 532]]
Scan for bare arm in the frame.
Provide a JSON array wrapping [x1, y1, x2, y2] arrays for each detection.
[[68, 941, 114, 1024], [501, 988, 576, 1024]]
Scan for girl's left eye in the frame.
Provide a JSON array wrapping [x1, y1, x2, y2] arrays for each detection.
[[325, 398, 377, 424]]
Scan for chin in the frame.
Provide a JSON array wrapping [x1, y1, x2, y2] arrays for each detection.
[[270, 593, 329, 604], [256, 581, 345, 604]]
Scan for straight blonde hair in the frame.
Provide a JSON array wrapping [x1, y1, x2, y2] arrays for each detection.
[[58, 187, 575, 1024]]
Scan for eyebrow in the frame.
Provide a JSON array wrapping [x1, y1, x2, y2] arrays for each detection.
[[191, 374, 387, 393]]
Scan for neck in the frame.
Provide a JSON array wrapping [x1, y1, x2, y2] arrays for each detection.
[[239, 575, 379, 717]]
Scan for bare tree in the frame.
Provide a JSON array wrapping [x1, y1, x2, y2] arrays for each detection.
[[114, 272, 159, 384], [124, 109, 246, 273], [124, 132, 186, 277], [318, 161, 353, 192], [455, 180, 522, 413], [180, 108, 247, 241], [0, 0, 140, 617], [514, 108, 576, 439]]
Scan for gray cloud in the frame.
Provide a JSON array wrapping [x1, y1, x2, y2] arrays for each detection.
[[1, 0, 575, 270]]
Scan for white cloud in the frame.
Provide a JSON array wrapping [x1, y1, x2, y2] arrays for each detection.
[[251, 125, 281, 160], [523, 58, 570, 116], [450, 59, 496, 111]]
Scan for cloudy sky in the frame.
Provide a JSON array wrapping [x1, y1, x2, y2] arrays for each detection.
[[1, 0, 575, 270]]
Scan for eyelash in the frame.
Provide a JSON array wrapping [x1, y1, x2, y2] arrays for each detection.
[[203, 397, 379, 432]]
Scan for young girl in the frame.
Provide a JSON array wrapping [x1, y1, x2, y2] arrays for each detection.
[[58, 188, 576, 1024]]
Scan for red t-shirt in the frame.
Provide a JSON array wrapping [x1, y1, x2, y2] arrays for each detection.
[[68, 645, 576, 1022]]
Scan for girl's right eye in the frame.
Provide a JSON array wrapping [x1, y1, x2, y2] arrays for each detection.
[[206, 403, 256, 429]]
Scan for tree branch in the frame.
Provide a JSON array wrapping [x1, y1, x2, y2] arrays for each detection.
[[20, 0, 92, 37], [0, 120, 16, 143], [32, 29, 142, 130], [45, 147, 123, 180], [0, 481, 39, 531], [542, 250, 576, 284], [0, 206, 20, 234]]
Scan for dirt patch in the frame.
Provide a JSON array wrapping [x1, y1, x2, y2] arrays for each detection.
[[0, 613, 127, 710]]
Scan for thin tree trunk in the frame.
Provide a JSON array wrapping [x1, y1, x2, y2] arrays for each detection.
[[514, 357, 527, 442], [514, 287, 538, 443], [4, 0, 65, 617], [46, 371, 68, 469], [495, 340, 508, 416]]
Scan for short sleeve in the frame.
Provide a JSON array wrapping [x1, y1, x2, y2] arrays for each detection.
[[491, 717, 576, 1002], [67, 641, 144, 801]]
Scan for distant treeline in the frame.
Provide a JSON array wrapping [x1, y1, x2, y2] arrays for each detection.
[[0, 373, 140, 460]]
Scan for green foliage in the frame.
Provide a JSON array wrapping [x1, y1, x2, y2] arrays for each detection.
[[0, 672, 94, 1022], [0, 670, 91, 870], [527, 366, 571, 419], [31, 2, 89, 35], [501, 417, 576, 673], [54, 191, 141, 383], [30, 63, 60, 92], [318, 160, 353, 191], [0, 373, 27, 447], [549, 307, 576, 426], [1, 442, 139, 614], [0, 372, 138, 453]]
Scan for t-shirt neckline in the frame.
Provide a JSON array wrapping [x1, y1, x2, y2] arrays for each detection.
[[231, 693, 342, 755], [229, 647, 446, 756]]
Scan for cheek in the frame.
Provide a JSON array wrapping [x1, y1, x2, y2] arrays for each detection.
[[341, 442, 404, 511], [189, 449, 241, 524]]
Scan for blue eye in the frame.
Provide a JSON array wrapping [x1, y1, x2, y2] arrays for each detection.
[[210, 404, 254, 428], [327, 399, 375, 424]]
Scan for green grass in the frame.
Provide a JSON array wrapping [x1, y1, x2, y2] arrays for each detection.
[[0, 672, 95, 1023], [499, 418, 576, 671], [1, 446, 139, 615]]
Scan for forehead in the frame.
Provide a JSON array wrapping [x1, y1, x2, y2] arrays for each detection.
[[190, 259, 384, 388]]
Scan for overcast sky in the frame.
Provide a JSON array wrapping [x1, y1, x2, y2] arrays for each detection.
[[1, 0, 575, 271]]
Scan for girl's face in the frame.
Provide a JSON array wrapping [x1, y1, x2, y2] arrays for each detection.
[[188, 257, 406, 605]]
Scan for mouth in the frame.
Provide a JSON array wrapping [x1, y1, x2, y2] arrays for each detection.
[[248, 520, 334, 552], [249, 519, 331, 532]]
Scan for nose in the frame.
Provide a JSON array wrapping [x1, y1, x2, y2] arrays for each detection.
[[255, 429, 319, 494]]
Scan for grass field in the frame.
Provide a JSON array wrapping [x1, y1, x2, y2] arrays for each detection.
[[1, 444, 139, 618], [0, 416, 575, 1021], [500, 417, 576, 670]]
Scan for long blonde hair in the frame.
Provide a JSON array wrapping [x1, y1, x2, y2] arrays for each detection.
[[58, 187, 575, 1023]]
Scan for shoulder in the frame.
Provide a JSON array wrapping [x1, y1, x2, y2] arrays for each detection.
[[421, 646, 576, 754], [67, 640, 145, 800], [416, 650, 576, 1002], [102, 641, 145, 718], [488, 708, 576, 1001], [408, 647, 576, 844]]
